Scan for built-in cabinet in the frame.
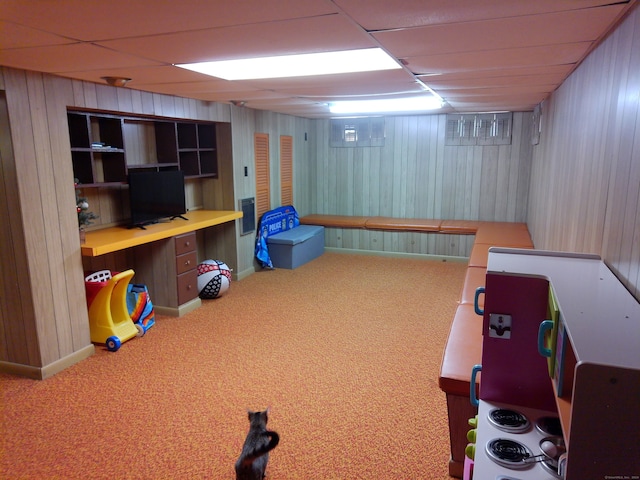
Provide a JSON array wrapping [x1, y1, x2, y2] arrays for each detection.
[[67, 110, 218, 186], [70, 109, 239, 317]]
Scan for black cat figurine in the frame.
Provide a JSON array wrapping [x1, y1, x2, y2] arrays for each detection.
[[235, 409, 280, 480]]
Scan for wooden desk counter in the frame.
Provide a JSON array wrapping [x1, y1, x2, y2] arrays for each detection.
[[82, 210, 243, 257]]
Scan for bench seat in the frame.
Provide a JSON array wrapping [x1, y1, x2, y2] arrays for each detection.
[[474, 222, 533, 245], [459, 266, 487, 308], [439, 219, 482, 234], [365, 216, 441, 232], [439, 304, 483, 397], [439, 303, 484, 476], [300, 214, 368, 229]]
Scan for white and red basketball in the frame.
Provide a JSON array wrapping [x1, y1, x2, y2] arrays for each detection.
[[197, 260, 232, 299]]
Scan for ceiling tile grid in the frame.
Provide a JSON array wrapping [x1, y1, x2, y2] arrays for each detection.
[[0, 0, 636, 116]]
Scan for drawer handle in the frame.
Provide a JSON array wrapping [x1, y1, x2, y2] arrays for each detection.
[[187, 284, 192, 290], [184, 241, 190, 247], [184, 260, 191, 266]]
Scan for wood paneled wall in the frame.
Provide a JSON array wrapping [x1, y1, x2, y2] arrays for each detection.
[[303, 112, 533, 256], [528, 5, 640, 300], [1, 70, 91, 374], [0, 67, 238, 376]]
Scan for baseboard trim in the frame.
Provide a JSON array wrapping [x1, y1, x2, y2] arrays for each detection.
[[155, 297, 201, 317], [0, 344, 95, 380], [235, 266, 257, 281], [325, 247, 469, 263]]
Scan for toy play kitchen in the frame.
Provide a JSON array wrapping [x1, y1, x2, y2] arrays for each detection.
[[464, 248, 640, 480]]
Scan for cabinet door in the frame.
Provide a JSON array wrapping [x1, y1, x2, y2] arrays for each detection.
[[481, 273, 556, 411], [567, 364, 640, 479], [177, 270, 199, 304]]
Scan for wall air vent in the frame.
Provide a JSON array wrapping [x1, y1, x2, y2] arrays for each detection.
[[239, 197, 255, 236]]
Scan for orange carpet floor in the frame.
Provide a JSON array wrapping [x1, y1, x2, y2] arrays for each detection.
[[1, 253, 467, 479]]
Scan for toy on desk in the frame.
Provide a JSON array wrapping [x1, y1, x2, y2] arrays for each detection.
[[85, 269, 139, 351]]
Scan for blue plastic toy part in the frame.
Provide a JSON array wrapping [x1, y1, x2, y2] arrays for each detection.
[[106, 336, 121, 352], [538, 320, 554, 357], [474, 287, 485, 315], [470, 364, 482, 407]]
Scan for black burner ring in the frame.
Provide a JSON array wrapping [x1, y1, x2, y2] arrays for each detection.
[[486, 438, 534, 469], [488, 408, 531, 432]]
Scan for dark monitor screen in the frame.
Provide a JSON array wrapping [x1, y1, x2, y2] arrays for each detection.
[[128, 170, 186, 228]]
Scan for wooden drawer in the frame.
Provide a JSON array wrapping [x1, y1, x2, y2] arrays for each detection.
[[177, 269, 198, 305], [176, 251, 197, 275], [175, 232, 196, 255]]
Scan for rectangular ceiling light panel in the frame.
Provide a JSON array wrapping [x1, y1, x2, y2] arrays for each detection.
[[330, 95, 443, 114], [176, 47, 401, 80]]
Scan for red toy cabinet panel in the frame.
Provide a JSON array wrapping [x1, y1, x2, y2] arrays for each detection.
[[480, 272, 556, 411]]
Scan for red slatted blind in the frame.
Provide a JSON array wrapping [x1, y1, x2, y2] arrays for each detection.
[[254, 133, 270, 219], [280, 135, 293, 206]]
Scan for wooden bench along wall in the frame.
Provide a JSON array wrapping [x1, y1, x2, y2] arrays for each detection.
[[300, 214, 534, 478]]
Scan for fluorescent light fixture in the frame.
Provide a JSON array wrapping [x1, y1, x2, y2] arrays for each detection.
[[330, 95, 443, 114], [175, 48, 401, 80]]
